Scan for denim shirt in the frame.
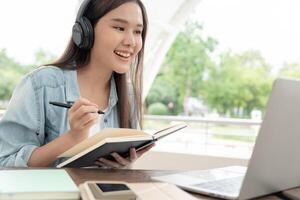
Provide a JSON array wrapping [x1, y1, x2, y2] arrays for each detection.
[[0, 66, 137, 167]]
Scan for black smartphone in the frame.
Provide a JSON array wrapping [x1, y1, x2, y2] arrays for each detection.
[[81, 181, 139, 200]]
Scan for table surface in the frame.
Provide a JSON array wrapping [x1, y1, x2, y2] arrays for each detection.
[[64, 168, 300, 200], [1, 167, 299, 200]]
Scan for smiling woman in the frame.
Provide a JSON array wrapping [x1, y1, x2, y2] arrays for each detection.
[[0, 0, 153, 169], [90, 3, 144, 74]]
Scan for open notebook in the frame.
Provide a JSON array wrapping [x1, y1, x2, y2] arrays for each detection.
[[57, 123, 187, 168]]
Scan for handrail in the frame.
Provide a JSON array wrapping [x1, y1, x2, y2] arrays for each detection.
[[0, 110, 262, 126], [144, 115, 262, 126]]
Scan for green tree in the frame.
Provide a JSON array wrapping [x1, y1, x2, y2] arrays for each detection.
[[202, 51, 273, 117], [146, 74, 179, 114], [147, 21, 217, 114], [0, 50, 25, 100], [147, 102, 169, 115], [0, 49, 55, 100]]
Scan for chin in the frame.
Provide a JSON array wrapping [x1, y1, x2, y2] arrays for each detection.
[[113, 66, 130, 74]]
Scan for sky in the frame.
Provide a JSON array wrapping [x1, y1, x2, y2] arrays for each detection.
[[0, 0, 78, 63], [0, 0, 299, 72], [196, 0, 300, 71]]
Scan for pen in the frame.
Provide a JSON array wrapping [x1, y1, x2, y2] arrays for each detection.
[[49, 101, 105, 114]]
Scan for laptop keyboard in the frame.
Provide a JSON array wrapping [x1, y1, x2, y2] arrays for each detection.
[[192, 176, 244, 194]]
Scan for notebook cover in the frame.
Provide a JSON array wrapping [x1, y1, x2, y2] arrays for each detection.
[[0, 169, 79, 199], [59, 139, 154, 168]]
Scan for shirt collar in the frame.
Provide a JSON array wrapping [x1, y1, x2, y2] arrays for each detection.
[[64, 69, 80, 103], [64, 69, 118, 108], [108, 74, 118, 108]]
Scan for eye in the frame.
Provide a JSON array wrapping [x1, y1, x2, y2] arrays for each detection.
[[135, 30, 142, 35], [113, 26, 125, 31]]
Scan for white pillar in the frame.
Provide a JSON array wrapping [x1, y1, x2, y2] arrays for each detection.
[[143, 0, 201, 100]]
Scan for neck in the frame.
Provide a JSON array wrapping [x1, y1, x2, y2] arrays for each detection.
[[77, 61, 112, 91]]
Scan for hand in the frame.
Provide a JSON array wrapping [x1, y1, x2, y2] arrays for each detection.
[[67, 98, 99, 142], [95, 144, 155, 169]]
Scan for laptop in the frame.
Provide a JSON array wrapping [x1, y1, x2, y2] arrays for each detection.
[[152, 78, 300, 199]]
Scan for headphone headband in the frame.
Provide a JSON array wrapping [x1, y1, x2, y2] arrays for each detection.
[[76, 0, 91, 21], [76, 0, 92, 21]]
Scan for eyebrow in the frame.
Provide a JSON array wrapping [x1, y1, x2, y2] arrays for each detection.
[[111, 18, 143, 28]]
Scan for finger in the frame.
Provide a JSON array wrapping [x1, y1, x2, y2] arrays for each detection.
[[73, 105, 99, 120], [94, 161, 110, 168], [69, 98, 94, 113], [98, 158, 122, 169], [70, 106, 98, 127], [78, 112, 98, 128], [129, 148, 138, 162], [136, 143, 155, 157], [111, 153, 130, 166], [71, 112, 97, 130], [82, 117, 99, 129]]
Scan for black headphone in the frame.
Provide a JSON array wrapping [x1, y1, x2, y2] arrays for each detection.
[[72, 0, 94, 49]]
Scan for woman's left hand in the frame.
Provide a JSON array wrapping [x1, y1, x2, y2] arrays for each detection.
[[95, 144, 155, 169]]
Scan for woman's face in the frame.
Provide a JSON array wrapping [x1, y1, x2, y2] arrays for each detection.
[[91, 2, 144, 74]]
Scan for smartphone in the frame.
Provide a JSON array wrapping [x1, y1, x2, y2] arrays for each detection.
[[81, 181, 140, 200]]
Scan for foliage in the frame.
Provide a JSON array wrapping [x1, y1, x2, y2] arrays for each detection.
[[145, 75, 179, 114], [163, 22, 217, 105], [202, 51, 273, 117], [0, 50, 24, 100], [146, 21, 276, 117], [147, 102, 169, 115], [0, 49, 55, 100], [147, 21, 217, 114]]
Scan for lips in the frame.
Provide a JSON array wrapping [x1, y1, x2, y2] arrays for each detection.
[[114, 50, 133, 60], [114, 50, 130, 58]]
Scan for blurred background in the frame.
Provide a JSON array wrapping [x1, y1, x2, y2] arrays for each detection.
[[0, 0, 300, 167]]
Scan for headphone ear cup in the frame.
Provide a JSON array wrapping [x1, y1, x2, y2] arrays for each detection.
[[72, 22, 84, 48], [72, 17, 94, 49], [82, 17, 94, 49]]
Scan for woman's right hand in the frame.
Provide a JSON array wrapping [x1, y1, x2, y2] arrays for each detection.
[[67, 98, 99, 143]]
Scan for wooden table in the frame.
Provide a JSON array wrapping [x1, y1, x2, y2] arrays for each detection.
[[65, 168, 300, 200], [1, 167, 299, 199]]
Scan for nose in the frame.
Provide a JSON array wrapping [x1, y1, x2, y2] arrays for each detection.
[[122, 31, 136, 47]]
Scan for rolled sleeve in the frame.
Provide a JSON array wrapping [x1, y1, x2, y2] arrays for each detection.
[[0, 145, 38, 167], [0, 74, 43, 167], [16, 145, 38, 166]]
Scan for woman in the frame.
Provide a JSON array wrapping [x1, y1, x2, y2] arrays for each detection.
[[0, 0, 153, 168]]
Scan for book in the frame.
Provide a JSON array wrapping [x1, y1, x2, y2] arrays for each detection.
[[57, 123, 187, 168], [0, 169, 80, 200]]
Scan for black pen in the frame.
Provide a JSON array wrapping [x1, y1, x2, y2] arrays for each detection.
[[49, 101, 105, 114]]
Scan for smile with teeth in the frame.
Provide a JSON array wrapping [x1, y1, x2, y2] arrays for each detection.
[[114, 50, 131, 58]]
